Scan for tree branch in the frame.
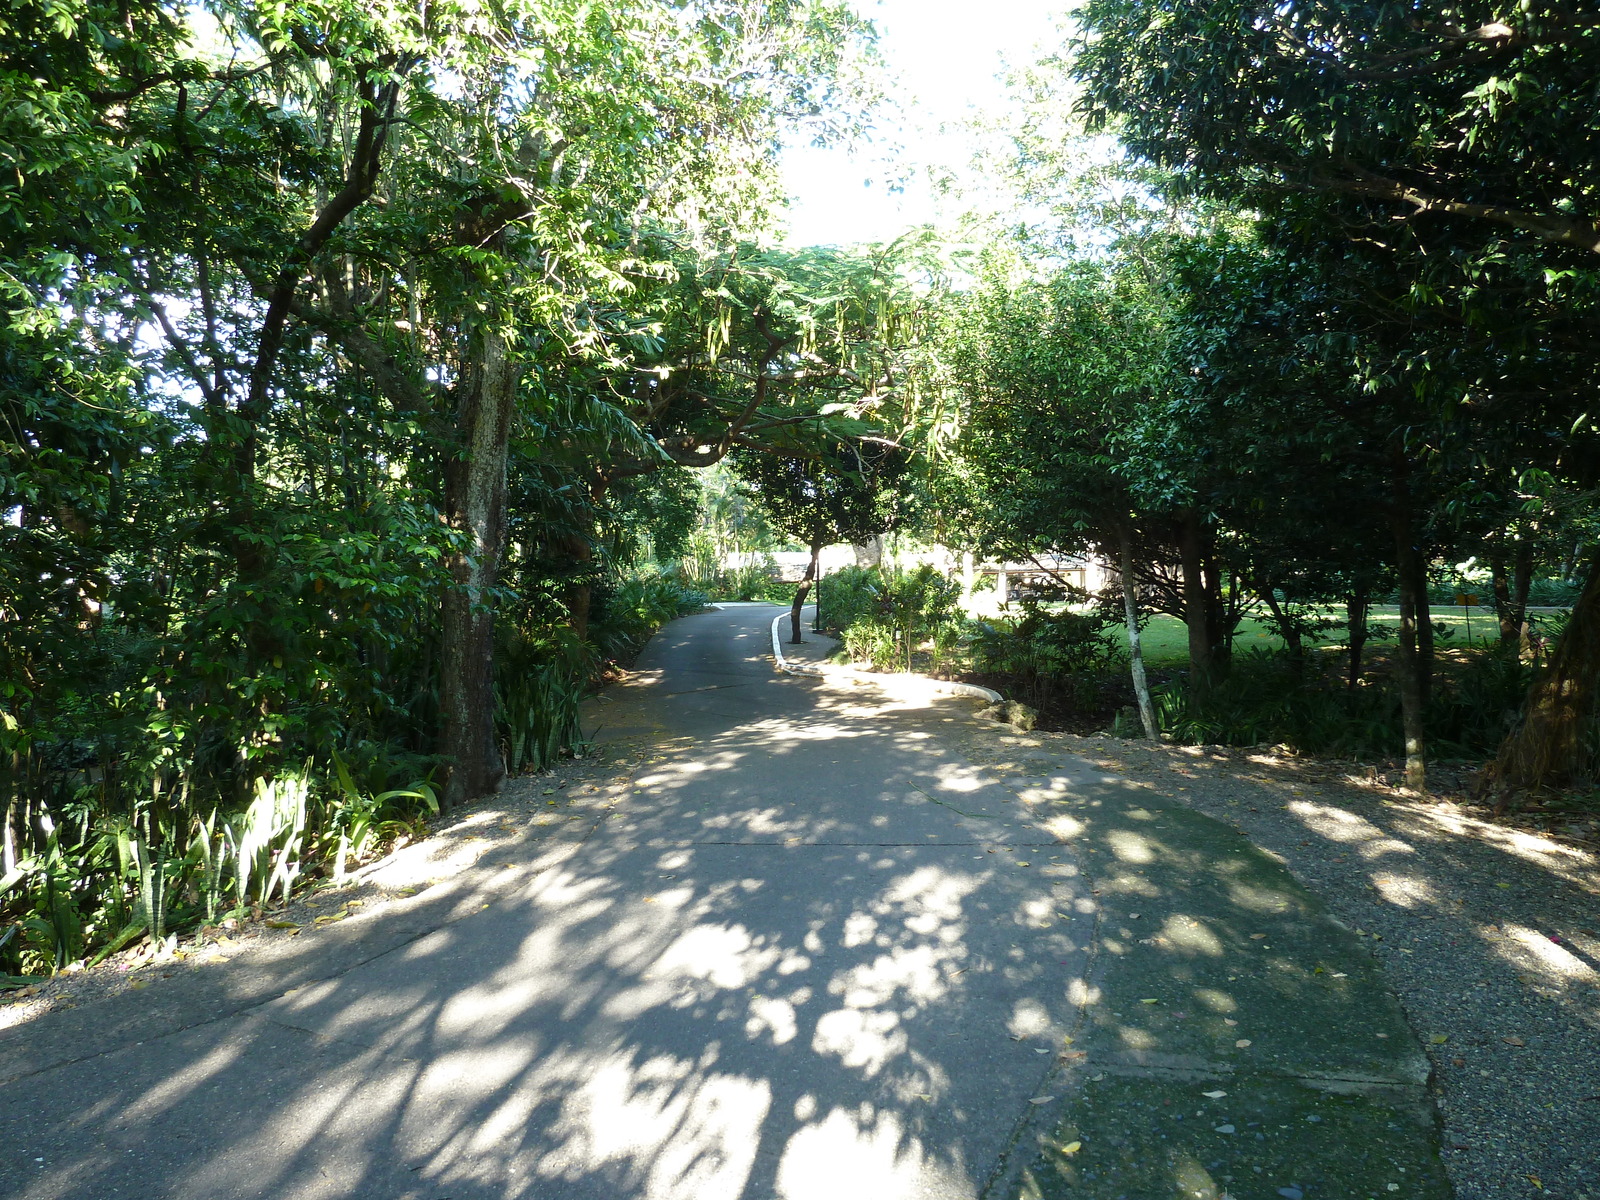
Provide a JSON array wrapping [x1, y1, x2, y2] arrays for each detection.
[[241, 64, 408, 427], [1308, 163, 1600, 255]]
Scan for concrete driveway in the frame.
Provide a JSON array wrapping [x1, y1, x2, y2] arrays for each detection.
[[0, 604, 1449, 1199]]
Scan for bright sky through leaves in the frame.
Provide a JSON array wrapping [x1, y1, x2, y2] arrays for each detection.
[[779, 0, 1065, 247]]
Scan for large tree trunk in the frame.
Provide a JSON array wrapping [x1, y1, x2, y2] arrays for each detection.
[[1178, 510, 1213, 695], [1119, 529, 1158, 740], [1390, 489, 1428, 791], [1486, 550, 1600, 794], [790, 541, 821, 645], [439, 328, 519, 809]]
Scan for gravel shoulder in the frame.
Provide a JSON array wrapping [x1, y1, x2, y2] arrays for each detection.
[[989, 731, 1600, 1200]]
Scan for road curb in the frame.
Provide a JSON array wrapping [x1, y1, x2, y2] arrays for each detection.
[[769, 613, 1002, 703]]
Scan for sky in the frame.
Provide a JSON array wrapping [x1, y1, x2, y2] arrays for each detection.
[[778, 0, 1068, 247]]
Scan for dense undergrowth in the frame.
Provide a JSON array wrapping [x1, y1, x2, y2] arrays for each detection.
[[815, 565, 1592, 767], [0, 572, 705, 981], [676, 550, 797, 604]]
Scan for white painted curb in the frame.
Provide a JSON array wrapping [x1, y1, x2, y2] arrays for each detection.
[[770, 613, 1002, 704]]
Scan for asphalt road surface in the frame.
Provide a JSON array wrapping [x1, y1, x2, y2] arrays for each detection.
[[0, 604, 1447, 1200]]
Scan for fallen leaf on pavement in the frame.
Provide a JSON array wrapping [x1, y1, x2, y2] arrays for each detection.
[[1029, 1096, 1054, 1105], [1202, 1090, 1227, 1099], [1235, 1039, 1252, 1048], [1502, 1035, 1525, 1046], [1060, 1141, 1082, 1156]]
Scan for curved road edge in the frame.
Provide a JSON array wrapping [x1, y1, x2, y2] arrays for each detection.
[[768, 611, 1003, 703]]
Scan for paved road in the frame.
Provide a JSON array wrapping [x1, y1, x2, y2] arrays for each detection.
[[0, 605, 1448, 1199]]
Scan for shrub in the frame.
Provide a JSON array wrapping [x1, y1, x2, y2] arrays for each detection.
[[819, 564, 964, 672], [966, 603, 1122, 709], [590, 572, 708, 662], [494, 628, 594, 778], [1148, 645, 1543, 759]]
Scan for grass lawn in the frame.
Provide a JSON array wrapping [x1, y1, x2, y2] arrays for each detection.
[[1103, 606, 1508, 668]]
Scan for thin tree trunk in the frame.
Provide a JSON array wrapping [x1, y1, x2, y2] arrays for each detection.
[[439, 328, 519, 809], [1491, 552, 1516, 647], [1415, 562, 1434, 702], [790, 541, 821, 645], [1512, 535, 1534, 655], [1259, 585, 1303, 671], [1487, 549, 1600, 795], [1212, 562, 1236, 673], [1346, 586, 1369, 689], [1120, 530, 1158, 740], [1179, 510, 1213, 695], [1563, 540, 1584, 582], [560, 478, 608, 643], [1391, 494, 1428, 791]]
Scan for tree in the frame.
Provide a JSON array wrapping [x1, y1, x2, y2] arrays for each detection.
[[1070, 2, 1600, 791], [0, 0, 886, 972], [733, 439, 910, 643], [1074, 0, 1600, 258]]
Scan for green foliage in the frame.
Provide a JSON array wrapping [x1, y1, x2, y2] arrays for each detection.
[[1, 0, 883, 974], [494, 632, 594, 780], [1149, 649, 1537, 760], [819, 564, 964, 672], [732, 438, 912, 554], [589, 573, 710, 664], [968, 605, 1123, 703], [1074, 0, 1600, 266]]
